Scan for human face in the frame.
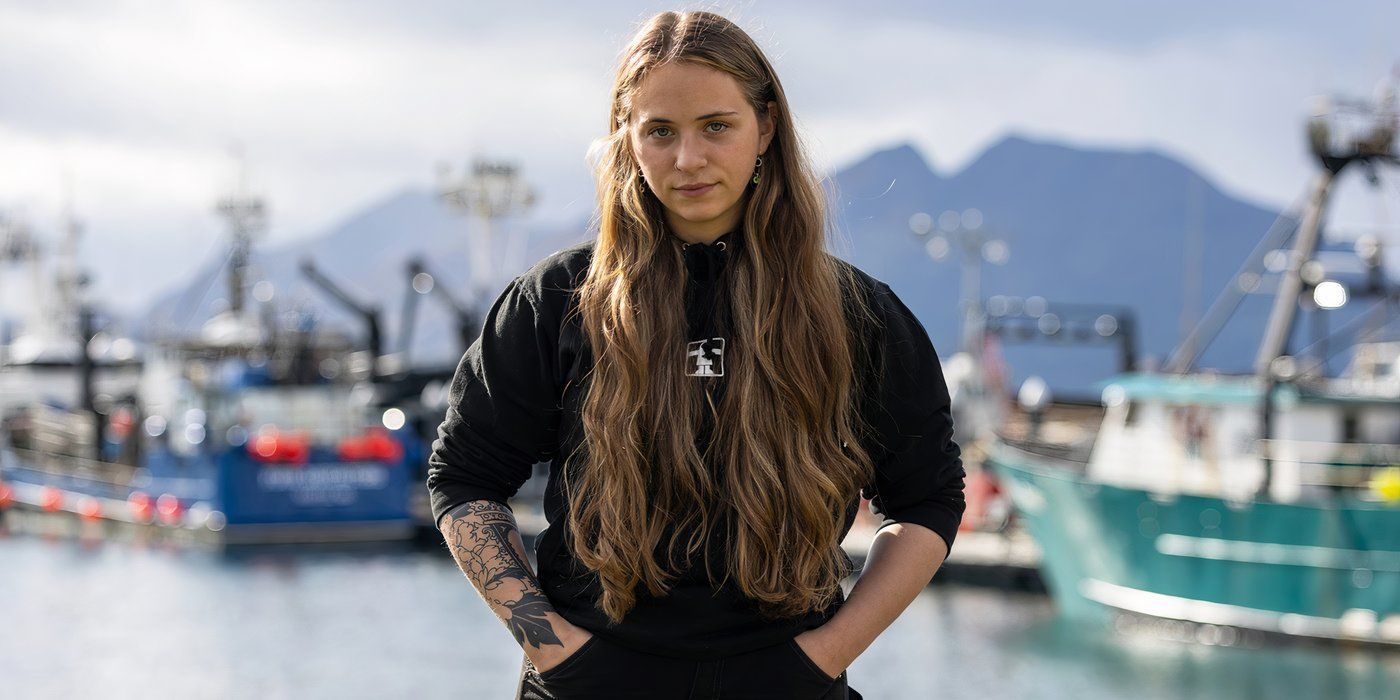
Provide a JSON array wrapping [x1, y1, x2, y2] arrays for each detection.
[[629, 61, 776, 244]]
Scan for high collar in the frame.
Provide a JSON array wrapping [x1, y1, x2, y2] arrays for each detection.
[[678, 225, 740, 291], [677, 226, 741, 256], [678, 225, 740, 349]]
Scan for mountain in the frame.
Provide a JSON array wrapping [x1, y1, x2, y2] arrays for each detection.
[[140, 134, 1382, 397], [832, 134, 1377, 399]]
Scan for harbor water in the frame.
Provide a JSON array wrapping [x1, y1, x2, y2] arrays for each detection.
[[2, 519, 1396, 699]]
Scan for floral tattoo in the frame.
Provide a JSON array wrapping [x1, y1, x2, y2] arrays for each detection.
[[441, 500, 563, 650]]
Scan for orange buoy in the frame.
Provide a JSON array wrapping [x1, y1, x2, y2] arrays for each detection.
[[40, 486, 64, 512], [156, 494, 184, 525], [128, 491, 154, 522], [78, 496, 103, 520]]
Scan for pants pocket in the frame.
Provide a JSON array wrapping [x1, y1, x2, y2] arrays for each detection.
[[786, 638, 839, 684], [537, 634, 603, 682]]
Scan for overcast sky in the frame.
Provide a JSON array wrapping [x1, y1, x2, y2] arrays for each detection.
[[1, 0, 1397, 314]]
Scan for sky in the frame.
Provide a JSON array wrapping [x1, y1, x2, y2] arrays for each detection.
[[1, 0, 1397, 315]]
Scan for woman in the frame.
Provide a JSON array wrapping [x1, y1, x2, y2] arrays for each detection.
[[426, 10, 965, 700]]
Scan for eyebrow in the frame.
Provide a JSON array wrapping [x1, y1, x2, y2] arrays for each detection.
[[639, 110, 740, 125]]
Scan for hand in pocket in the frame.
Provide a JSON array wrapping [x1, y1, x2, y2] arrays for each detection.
[[791, 630, 845, 683], [534, 630, 599, 679]]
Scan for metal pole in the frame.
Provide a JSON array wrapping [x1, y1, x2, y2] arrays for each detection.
[[1253, 170, 1335, 377]]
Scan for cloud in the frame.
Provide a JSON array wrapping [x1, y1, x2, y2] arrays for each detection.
[[777, 14, 1384, 211], [0, 1, 1394, 314]]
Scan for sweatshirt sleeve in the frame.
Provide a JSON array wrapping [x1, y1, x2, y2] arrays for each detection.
[[425, 275, 562, 528], [860, 283, 967, 556]]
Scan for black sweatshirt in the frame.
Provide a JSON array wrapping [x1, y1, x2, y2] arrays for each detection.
[[426, 226, 966, 660]]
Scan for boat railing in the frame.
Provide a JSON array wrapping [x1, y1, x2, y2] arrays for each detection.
[[4, 446, 140, 489], [1255, 438, 1400, 490], [991, 431, 1093, 470], [1256, 438, 1400, 466]]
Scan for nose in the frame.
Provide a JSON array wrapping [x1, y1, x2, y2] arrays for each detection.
[[674, 133, 707, 173]]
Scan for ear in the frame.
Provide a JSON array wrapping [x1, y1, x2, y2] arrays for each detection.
[[758, 100, 777, 155]]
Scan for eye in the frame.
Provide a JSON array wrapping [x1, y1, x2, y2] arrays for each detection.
[[648, 126, 672, 138], [706, 122, 730, 133]]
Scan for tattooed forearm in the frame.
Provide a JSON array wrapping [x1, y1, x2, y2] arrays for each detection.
[[439, 500, 565, 652]]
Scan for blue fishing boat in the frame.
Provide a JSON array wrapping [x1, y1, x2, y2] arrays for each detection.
[[0, 383, 418, 544], [0, 186, 418, 544]]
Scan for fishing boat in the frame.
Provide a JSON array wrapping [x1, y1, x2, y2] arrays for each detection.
[[986, 77, 1400, 646], [0, 184, 417, 544], [0, 209, 143, 414]]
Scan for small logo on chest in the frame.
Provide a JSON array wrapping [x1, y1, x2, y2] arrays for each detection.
[[686, 337, 725, 377]]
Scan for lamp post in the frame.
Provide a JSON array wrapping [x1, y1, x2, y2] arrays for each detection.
[[909, 208, 1009, 441], [436, 159, 537, 306], [909, 208, 1009, 359]]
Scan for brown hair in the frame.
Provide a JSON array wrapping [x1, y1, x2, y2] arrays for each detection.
[[567, 9, 880, 624]]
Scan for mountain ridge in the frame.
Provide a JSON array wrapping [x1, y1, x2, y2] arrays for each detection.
[[140, 133, 1378, 395]]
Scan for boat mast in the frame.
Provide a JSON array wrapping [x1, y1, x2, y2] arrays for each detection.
[[1255, 75, 1399, 498], [215, 179, 266, 316], [0, 215, 38, 362], [1253, 170, 1336, 377]]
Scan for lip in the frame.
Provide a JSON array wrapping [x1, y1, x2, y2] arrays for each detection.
[[675, 182, 717, 197]]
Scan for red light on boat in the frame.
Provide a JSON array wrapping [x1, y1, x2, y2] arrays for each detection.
[[337, 427, 404, 462], [78, 497, 103, 520], [156, 494, 184, 525], [111, 406, 135, 439], [40, 486, 63, 512], [249, 429, 310, 463], [128, 491, 155, 522], [0, 482, 13, 509]]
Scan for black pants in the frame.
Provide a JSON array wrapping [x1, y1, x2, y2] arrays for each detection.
[[516, 634, 864, 699]]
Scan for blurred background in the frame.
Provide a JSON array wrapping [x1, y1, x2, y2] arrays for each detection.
[[2, 1, 1398, 698]]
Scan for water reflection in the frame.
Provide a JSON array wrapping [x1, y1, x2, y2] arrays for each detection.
[[1, 530, 1394, 699]]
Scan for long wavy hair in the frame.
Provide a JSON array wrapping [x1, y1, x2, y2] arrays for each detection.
[[565, 10, 882, 625]]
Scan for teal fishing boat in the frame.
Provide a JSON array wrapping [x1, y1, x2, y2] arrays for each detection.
[[988, 78, 1400, 646]]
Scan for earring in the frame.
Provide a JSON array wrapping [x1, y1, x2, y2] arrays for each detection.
[[752, 155, 763, 185]]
